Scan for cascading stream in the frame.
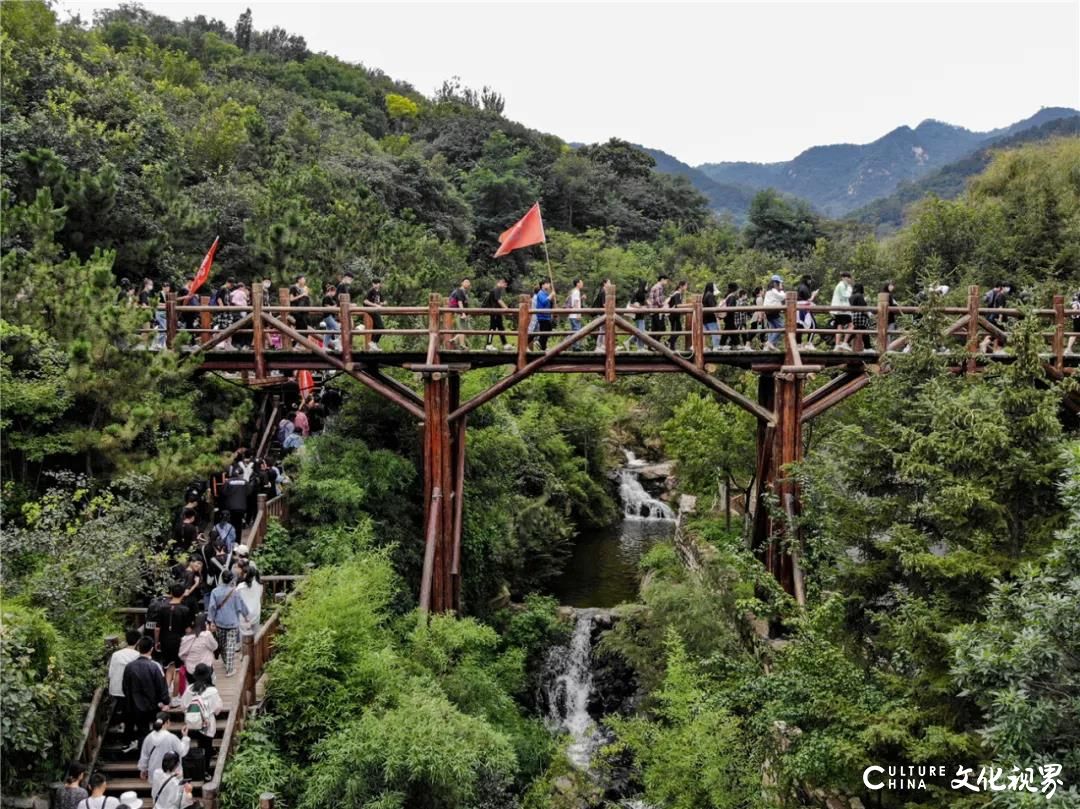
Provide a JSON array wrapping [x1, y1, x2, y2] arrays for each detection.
[[543, 609, 599, 770]]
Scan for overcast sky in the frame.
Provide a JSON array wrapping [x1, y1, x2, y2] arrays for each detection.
[[59, 1, 1079, 165]]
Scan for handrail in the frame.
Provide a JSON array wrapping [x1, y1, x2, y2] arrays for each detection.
[[74, 687, 108, 768], [146, 286, 1079, 380], [201, 607, 283, 809]]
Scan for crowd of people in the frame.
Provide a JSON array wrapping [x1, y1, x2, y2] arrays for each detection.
[[123, 270, 386, 353], [122, 272, 1077, 357], [55, 398, 329, 808], [448, 273, 908, 353]]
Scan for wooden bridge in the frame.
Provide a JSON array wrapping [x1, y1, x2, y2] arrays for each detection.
[[145, 284, 1079, 611]]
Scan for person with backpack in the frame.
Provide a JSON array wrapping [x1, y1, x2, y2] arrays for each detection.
[[138, 714, 190, 781], [448, 278, 471, 349], [150, 751, 194, 809], [181, 663, 222, 782], [179, 614, 218, 691], [121, 637, 170, 754], [701, 282, 720, 350], [152, 583, 193, 705], [209, 509, 236, 555], [75, 772, 121, 809], [207, 570, 249, 677]]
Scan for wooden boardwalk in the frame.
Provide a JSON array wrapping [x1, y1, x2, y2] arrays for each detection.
[[138, 284, 1080, 611]]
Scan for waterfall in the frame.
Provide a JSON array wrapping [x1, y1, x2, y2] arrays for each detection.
[[542, 609, 602, 769], [619, 451, 675, 521]]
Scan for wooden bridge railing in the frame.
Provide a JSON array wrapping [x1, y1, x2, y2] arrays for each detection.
[[201, 607, 284, 809], [137, 286, 1079, 374]]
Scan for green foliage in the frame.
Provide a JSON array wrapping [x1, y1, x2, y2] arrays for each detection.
[[949, 443, 1080, 784], [744, 189, 824, 256], [607, 633, 755, 809], [229, 553, 552, 808], [661, 390, 756, 501], [0, 603, 81, 792]]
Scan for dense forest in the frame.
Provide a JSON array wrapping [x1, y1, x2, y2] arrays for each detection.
[[2, 2, 1079, 808]]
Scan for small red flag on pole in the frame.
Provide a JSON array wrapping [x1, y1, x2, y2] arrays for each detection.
[[493, 203, 545, 258], [188, 236, 220, 296], [297, 370, 315, 397]]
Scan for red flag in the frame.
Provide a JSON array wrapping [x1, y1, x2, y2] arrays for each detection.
[[297, 370, 315, 397], [188, 236, 220, 296], [493, 203, 545, 258]]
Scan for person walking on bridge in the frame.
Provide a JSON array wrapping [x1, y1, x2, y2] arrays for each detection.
[[152, 583, 193, 704], [181, 663, 223, 781], [208, 569, 249, 677], [535, 280, 555, 351], [567, 278, 585, 348], [648, 275, 669, 342], [666, 280, 688, 351], [484, 278, 511, 351], [449, 278, 471, 349], [138, 714, 190, 781], [75, 773, 121, 809], [364, 278, 385, 352], [830, 272, 854, 351], [121, 637, 170, 754], [763, 275, 786, 349]]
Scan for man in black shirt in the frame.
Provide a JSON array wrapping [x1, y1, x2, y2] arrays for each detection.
[[289, 275, 311, 334], [364, 278, 385, 351], [121, 637, 169, 752], [484, 278, 510, 351], [666, 280, 688, 350], [152, 583, 193, 703]]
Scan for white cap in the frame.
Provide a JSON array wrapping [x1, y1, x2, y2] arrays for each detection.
[[235, 544, 250, 556], [119, 792, 142, 808]]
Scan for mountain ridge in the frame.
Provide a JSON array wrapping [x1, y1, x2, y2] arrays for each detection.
[[677, 107, 1078, 218]]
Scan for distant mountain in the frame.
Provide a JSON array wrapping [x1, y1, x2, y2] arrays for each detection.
[[635, 146, 758, 223], [692, 107, 1079, 218], [848, 114, 1080, 233]]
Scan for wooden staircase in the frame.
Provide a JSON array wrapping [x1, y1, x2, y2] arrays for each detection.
[[96, 659, 236, 808]]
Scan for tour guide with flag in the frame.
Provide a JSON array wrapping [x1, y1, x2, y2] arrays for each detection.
[[494, 203, 556, 346]]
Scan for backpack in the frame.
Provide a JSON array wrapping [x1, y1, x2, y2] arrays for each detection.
[[185, 694, 209, 730], [447, 292, 460, 308]]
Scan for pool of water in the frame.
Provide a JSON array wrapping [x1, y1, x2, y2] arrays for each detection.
[[548, 517, 675, 607]]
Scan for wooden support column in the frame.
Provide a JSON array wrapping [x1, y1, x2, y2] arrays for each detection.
[[252, 290, 265, 379], [692, 293, 705, 368], [517, 295, 530, 370], [773, 372, 803, 602], [420, 371, 457, 614], [750, 371, 802, 601], [427, 294, 441, 365], [876, 292, 890, 354], [165, 292, 177, 348], [1053, 294, 1065, 373], [199, 295, 212, 345], [339, 294, 353, 367], [604, 283, 617, 382], [966, 285, 980, 373], [362, 312, 373, 352], [278, 288, 292, 351]]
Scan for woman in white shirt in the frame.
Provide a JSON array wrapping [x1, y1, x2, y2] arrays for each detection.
[[151, 752, 194, 809], [138, 714, 190, 780], [234, 559, 263, 638], [180, 663, 223, 782]]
